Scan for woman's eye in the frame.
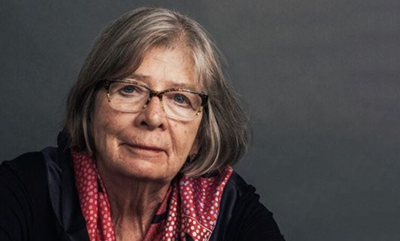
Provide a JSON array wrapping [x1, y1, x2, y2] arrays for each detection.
[[174, 94, 187, 103], [171, 94, 193, 108], [118, 85, 144, 98], [122, 85, 135, 93]]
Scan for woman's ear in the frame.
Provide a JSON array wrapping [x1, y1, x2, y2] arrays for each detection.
[[188, 141, 199, 162], [190, 140, 199, 155]]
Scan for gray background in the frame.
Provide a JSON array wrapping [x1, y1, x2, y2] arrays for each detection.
[[1, 0, 400, 240]]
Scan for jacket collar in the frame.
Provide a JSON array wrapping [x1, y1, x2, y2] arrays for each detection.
[[43, 131, 89, 241]]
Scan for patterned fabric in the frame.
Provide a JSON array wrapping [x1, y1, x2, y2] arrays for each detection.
[[72, 152, 116, 241], [72, 151, 233, 241]]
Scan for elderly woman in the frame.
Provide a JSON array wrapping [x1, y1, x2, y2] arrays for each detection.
[[0, 7, 284, 241]]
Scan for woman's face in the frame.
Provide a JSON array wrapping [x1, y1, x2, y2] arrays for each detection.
[[92, 45, 203, 183]]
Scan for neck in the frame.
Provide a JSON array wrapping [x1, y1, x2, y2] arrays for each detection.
[[98, 166, 171, 241]]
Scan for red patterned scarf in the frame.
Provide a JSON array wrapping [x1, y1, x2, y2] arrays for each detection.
[[72, 151, 233, 241]]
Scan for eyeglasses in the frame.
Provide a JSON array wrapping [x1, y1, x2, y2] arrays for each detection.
[[103, 79, 208, 121]]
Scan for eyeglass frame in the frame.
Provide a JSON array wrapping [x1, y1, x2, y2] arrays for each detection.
[[103, 79, 208, 119]]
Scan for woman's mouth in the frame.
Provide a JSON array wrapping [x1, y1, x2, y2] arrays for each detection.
[[122, 143, 166, 157]]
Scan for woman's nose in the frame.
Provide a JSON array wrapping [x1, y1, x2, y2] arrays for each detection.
[[136, 96, 167, 130]]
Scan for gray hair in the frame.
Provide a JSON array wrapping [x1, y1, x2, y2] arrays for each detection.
[[65, 7, 250, 177]]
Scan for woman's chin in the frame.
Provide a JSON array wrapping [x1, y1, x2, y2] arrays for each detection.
[[113, 158, 172, 182]]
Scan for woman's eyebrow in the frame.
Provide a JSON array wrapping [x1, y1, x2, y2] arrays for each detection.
[[126, 75, 199, 90], [125, 73, 150, 81], [125, 73, 200, 90], [161, 78, 200, 89], [166, 81, 199, 90]]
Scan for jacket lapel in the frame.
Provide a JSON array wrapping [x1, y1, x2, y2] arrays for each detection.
[[43, 132, 90, 241]]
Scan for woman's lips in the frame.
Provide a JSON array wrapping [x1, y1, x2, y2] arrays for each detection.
[[123, 143, 166, 156]]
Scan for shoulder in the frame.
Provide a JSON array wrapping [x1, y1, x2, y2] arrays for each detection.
[[215, 171, 286, 241], [0, 148, 59, 240], [1, 150, 49, 193], [225, 171, 257, 196], [0, 147, 58, 188]]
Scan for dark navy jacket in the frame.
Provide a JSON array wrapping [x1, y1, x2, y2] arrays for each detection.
[[0, 134, 285, 241]]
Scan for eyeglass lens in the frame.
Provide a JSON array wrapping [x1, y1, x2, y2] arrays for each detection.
[[107, 81, 203, 120]]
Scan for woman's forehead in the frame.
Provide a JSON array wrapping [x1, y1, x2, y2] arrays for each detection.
[[124, 46, 203, 90]]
